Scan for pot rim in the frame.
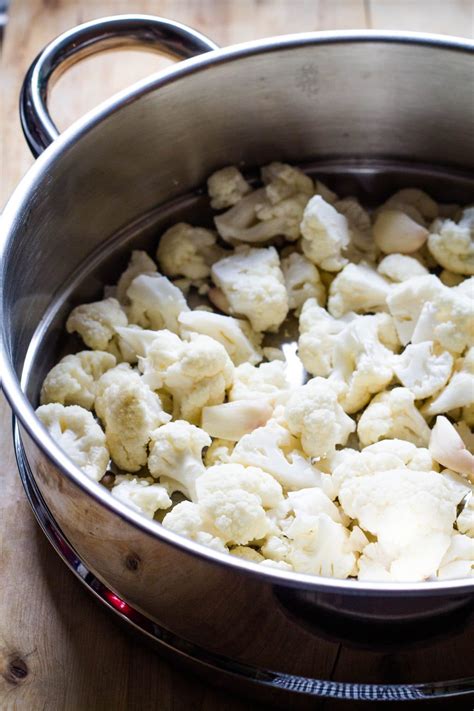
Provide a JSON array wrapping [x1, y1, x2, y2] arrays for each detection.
[[1, 29, 473, 596]]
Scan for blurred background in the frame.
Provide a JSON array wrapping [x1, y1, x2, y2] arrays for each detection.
[[1, 2, 473, 710]]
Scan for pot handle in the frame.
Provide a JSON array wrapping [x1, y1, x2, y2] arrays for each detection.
[[20, 14, 220, 157]]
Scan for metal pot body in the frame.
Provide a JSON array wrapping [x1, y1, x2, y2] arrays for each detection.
[[1, 19, 473, 701]]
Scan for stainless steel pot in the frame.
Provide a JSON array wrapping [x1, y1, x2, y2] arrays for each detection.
[[1, 15, 473, 705]]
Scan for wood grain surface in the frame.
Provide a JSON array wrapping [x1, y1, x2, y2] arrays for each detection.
[[1, 2, 473, 710]]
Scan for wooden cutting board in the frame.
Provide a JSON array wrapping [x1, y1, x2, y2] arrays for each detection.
[[1, 1, 473, 709]]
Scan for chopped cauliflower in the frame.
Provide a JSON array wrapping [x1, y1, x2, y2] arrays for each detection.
[[261, 162, 313, 204], [300, 195, 350, 271], [114, 325, 161, 363], [357, 387, 431, 447], [156, 223, 224, 280], [285, 377, 356, 459], [126, 272, 189, 332], [393, 341, 453, 399], [429, 416, 474, 482], [95, 364, 170, 471], [139, 330, 234, 423], [115, 250, 157, 303], [428, 208, 474, 275], [328, 262, 392, 317], [335, 197, 375, 262], [36, 403, 109, 481], [162, 501, 228, 552], [424, 348, 474, 416], [40, 350, 116, 409], [207, 166, 251, 209], [298, 300, 356, 377], [196, 462, 283, 510], [229, 361, 291, 404], [204, 438, 235, 466], [211, 246, 288, 332], [230, 546, 265, 563], [373, 209, 429, 254], [148, 420, 210, 500], [111, 475, 172, 519], [341, 469, 461, 581], [330, 313, 400, 413], [436, 533, 474, 579], [202, 400, 273, 441], [281, 252, 326, 312], [457, 495, 473, 537], [231, 418, 322, 491], [66, 297, 127, 351], [377, 254, 429, 282], [178, 310, 262, 366]]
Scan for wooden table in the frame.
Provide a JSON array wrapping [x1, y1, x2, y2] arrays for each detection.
[[1, 1, 473, 709]]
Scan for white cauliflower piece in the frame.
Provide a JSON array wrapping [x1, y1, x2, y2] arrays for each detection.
[[298, 300, 356, 377], [204, 438, 234, 467], [457, 495, 473, 537], [36, 403, 109, 481], [198, 489, 272, 546], [429, 416, 474, 482], [196, 462, 283, 510], [436, 534, 474, 579], [281, 252, 326, 312], [424, 348, 474, 416], [285, 377, 356, 458], [373, 209, 429, 254], [393, 341, 453, 399], [230, 546, 265, 563], [114, 325, 161, 363], [95, 364, 170, 471], [357, 387, 431, 447], [66, 297, 127, 351], [328, 262, 392, 317], [341, 469, 460, 581], [126, 273, 189, 333], [139, 330, 234, 423], [201, 400, 273, 441], [111, 475, 171, 519], [287, 487, 345, 524], [161, 501, 228, 553], [211, 246, 288, 332], [207, 166, 251, 209], [229, 361, 292, 404], [452, 275, 474, 298], [231, 418, 322, 491], [115, 250, 157, 303], [147, 420, 211, 500], [428, 208, 474, 275], [156, 223, 224, 280], [300, 195, 350, 272], [261, 162, 313, 204], [386, 274, 445, 344], [40, 350, 116, 409], [330, 313, 400, 413], [335, 197, 377, 262], [377, 254, 429, 282], [178, 310, 262, 366]]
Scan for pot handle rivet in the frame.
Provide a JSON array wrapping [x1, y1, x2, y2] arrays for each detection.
[[19, 14, 220, 158]]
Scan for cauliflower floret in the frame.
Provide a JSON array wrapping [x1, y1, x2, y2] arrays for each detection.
[[328, 262, 392, 317], [377, 254, 429, 283], [436, 534, 474, 579], [298, 300, 356, 376], [287, 487, 346, 524], [340, 469, 460, 581], [207, 166, 251, 209], [261, 162, 314, 204], [229, 361, 292, 404], [330, 313, 400, 413], [373, 209, 429, 254], [204, 438, 235, 466], [357, 387, 431, 448], [387, 274, 473, 353], [147, 420, 211, 500], [281, 252, 326, 312], [161, 501, 228, 553], [156, 223, 224, 280], [285, 377, 356, 459], [424, 348, 474, 416], [126, 273, 189, 333], [196, 462, 283, 510], [230, 546, 265, 563], [111, 475, 172, 519], [66, 297, 127, 351], [200, 489, 272, 546], [114, 325, 161, 363], [428, 208, 474, 276], [201, 400, 273, 441], [393, 341, 453, 399], [231, 418, 322, 491], [300, 195, 350, 272], [335, 197, 377, 262], [115, 250, 157, 303], [211, 246, 288, 332], [178, 310, 262, 366], [139, 330, 234, 423], [95, 364, 170, 471], [36, 403, 109, 481], [40, 350, 116, 409], [429, 416, 474, 482], [457, 495, 473, 537]]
